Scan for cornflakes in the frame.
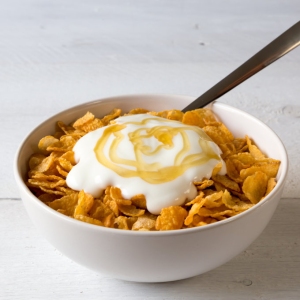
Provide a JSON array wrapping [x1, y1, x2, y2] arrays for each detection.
[[27, 107, 280, 231]]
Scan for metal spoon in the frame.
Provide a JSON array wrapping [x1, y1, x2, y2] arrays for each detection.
[[182, 21, 300, 112]]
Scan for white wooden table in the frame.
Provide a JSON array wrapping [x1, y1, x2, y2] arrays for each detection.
[[1, 1, 300, 299]]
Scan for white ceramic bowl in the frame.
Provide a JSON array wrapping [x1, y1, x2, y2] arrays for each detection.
[[14, 94, 288, 282]]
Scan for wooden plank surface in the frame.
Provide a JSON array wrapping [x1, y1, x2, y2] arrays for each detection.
[[1, 0, 300, 199], [1, 0, 300, 299]]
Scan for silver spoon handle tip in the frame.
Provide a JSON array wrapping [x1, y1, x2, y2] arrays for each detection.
[[182, 21, 300, 112]]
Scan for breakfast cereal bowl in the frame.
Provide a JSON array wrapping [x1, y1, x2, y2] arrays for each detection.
[[14, 94, 288, 282]]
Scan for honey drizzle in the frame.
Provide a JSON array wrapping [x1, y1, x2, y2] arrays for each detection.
[[94, 117, 221, 184]]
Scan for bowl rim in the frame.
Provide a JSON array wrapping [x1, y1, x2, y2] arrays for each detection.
[[14, 93, 289, 236]]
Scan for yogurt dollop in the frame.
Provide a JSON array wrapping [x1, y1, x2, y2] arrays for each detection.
[[66, 114, 225, 214]]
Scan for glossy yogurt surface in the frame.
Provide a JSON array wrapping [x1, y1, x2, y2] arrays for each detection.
[[66, 114, 225, 214]]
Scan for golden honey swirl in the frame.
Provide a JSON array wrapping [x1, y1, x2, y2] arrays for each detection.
[[94, 117, 221, 184]]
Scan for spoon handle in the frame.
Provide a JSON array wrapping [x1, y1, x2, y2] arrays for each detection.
[[182, 21, 300, 112]]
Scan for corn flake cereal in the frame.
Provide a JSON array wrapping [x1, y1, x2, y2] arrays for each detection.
[[26, 107, 280, 231]]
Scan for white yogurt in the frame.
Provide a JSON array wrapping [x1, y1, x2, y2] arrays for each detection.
[[66, 114, 225, 214]]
